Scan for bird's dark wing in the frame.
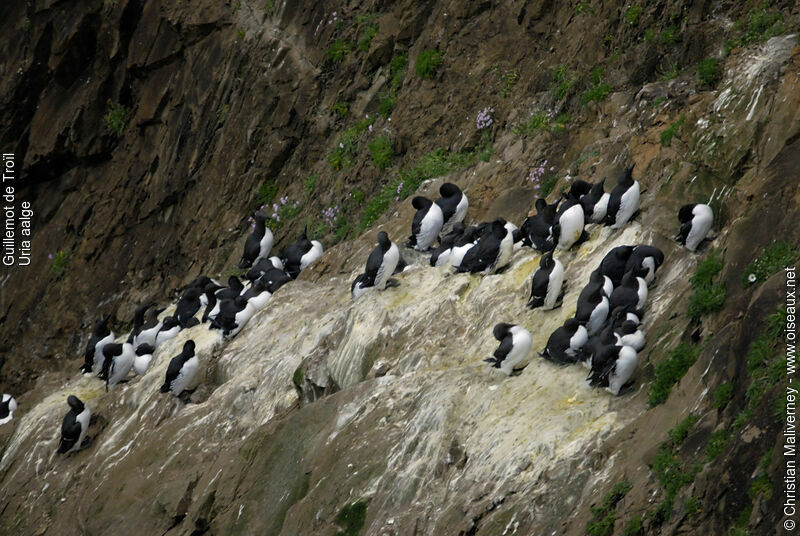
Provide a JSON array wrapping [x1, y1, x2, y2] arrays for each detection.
[[493, 334, 514, 363], [364, 246, 384, 279]]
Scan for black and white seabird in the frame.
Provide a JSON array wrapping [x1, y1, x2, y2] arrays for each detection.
[[484, 323, 533, 375]]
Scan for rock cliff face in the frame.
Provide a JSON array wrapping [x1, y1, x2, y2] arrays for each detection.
[[1, 1, 799, 534]]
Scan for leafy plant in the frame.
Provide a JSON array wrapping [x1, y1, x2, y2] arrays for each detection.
[[49, 250, 72, 276], [660, 25, 680, 45], [368, 134, 394, 170], [357, 24, 378, 52], [378, 92, 396, 118], [659, 61, 679, 81], [668, 414, 699, 446], [497, 68, 520, 98], [513, 108, 570, 137], [389, 54, 408, 88], [623, 515, 643, 536], [255, 179, 278, 207], [304, 174, 318, 196], [697, 58, 720, 87], [328, 39, 351, 62], [705, 429, 730, 461], [551, 65, 576, 100], [687, 250, 726, 321], [104, 102, 131, 137], [660, 116, 685, 147], [415, 49, 443, 79], [332, 102, 349, 118], [582, 83, 611, 105]]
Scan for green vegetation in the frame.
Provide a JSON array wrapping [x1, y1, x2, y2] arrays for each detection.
[[236, 28, 245, 40], [513, 109, 570, 137], [575, 1, 595, 15], [586, 481, 632, 536], [648, 342, 701, 406], [292, 365, 304, 388], [582, 67, 611, 105], [332, 102, 349, 118], [733, 308, 787, 430], [687, 250, 726, 321], [743, 241, 798, 287], [104, 102, 131, 137], [660, 25, 680, 46], [351, 188, 366, 206], [623, 515, 643, 536], [415, 49, 443, 79], [336, 500, 368, 536], [255, 179, 278, 207], [749, 449, 774, 500], [659, 61, 679, 81], [625, 5, 642, 26], [495, 67, 520, 98], [726, 6, 785, 52], [389, 54, 408, 89], [368, 134, 394, 170], [327, 116, 376, 170], [643, 28, 656, 43], [660, 115, 685, 147], [713, 382, 734, 409], [684, 496, 701, 517], [551, 65, 577, 100], [649, 437, 701, 524], [358, 148, 479, 232], [327, 39, 351, 62], [697, 58, 720, 87], [651, 96, 666, 108], [357, 22, 378, 52], [50, 250, 72, 277], [264, 0, 275, 14], [303, 174, 317, 196], [540, 174, 559, 198], [377, 92, 396, 118], [668, 414, 699, 446], [705, 429, 730, 461]]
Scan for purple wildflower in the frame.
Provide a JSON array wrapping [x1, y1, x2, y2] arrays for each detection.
[[476, 107, 494, 130]]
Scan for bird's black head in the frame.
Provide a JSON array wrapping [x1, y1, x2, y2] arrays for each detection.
[[183, 340, 196, 354], [440, 182, 461, 198], [569, 179, 591, 199], [136, 343, 155, 356], [67, 395, 84, 412], [161, 316, 180, 329], [619, 165, 635, 185], [493, 323, 513, 340], [678, 204, 696, 223], [534, 198, 547, 213], [254, 211, 268, 222], [615, 245, 635, 259], [411, 196, 432, 210], [540, 250, 554, 268], [377, 231, 391, 249], [563, 318, 579, 331]]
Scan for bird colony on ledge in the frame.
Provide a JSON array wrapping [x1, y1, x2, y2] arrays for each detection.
[[2, 166, 716, 458]]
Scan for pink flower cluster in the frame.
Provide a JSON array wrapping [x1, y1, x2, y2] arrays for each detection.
[[394, 181, 404, 202], [322, 205, 340, 229], [526, 160, 556, 190], [328, 11, 339, 24], [476, 107, 494, 130]]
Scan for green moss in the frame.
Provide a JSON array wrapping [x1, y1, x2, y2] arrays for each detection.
[[660, 116, 685, 147], [292, 366, 303, 388], [687, 250, 726, 321], [741, 8, 784, 46], [648, 343, 702, 407], [540, 174, 559, 198], [415, 49, 443, 79], [684, 496, 701, 517], [104, 101, 131, 137], [586, 481, 632, 536], [669, 414, 699, 446], [236, 28, 245, 39], [328, 39, 351, 62], [713, 383, 734, 409], [697, 58, 720, 87], [659, 62, 679, 81], [255, 179, 278, 206], [743, 241, 798, 287], [368, 134, 394, 170], [336, 500, 368, 536]]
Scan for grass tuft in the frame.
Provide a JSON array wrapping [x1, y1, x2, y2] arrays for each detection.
[[415, 49, 443, 79], [649, 343, 702, 407]]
